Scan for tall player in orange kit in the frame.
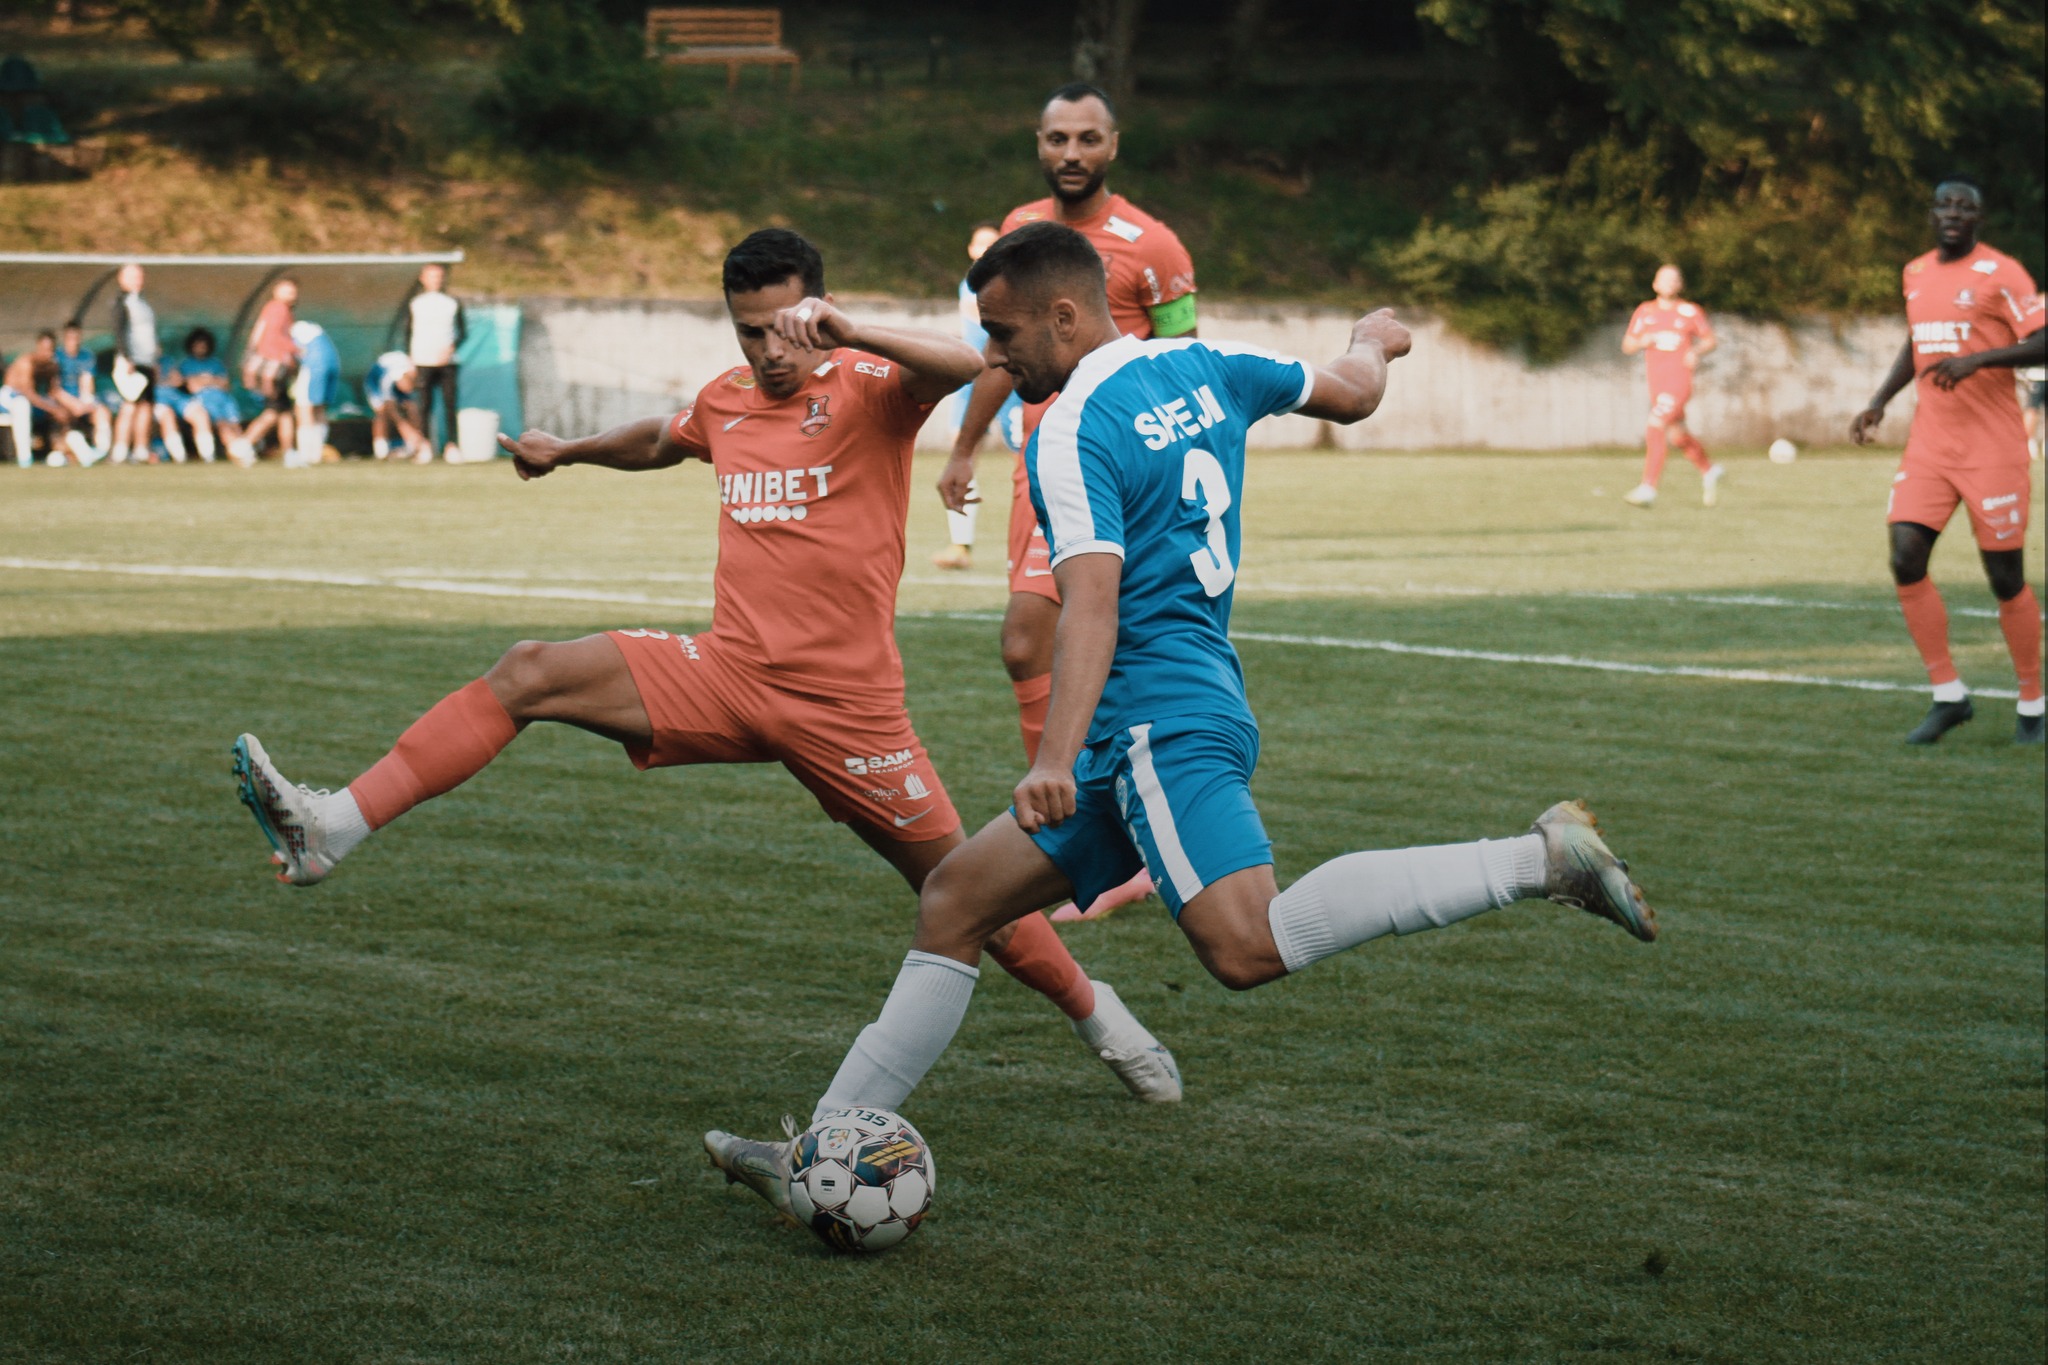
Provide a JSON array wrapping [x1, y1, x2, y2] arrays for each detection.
[[1852, 179, 2046, 745], [228, 229, 1183, 1101], [939, 82, 1198, 921], [1621, 264, 1724, 509]]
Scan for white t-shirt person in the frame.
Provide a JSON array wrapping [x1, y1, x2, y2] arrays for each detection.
[[406, 289, 465, 368]]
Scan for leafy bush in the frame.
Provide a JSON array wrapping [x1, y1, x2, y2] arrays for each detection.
[[481, 2, 670, 158]]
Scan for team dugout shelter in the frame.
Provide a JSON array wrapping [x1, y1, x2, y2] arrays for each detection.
[[0, 252, 521, 451]]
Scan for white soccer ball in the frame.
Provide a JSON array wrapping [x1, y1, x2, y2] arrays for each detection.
[[788, 1107, 934, 1253], [1768, 438, 1798, 464]]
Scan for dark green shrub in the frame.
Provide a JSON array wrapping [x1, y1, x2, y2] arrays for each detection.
[[481, 2, 669, 157]]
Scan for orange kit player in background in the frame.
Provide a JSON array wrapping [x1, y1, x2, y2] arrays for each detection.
[[1852, 177, 2046, 745], [939, 81, 1197, 921], [1621, 264, 1724, 509], [229, 228, 1182, 1102]]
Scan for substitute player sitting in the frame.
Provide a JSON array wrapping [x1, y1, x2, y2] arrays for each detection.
[[1621, 264, 1723, 509], [1851, 177, 2045, 745], [230, 228, 1181, 1103], [940, 81, 1198, 922], [704, 224, 1656, 1210]]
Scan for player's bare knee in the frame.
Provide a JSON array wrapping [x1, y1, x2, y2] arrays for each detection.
[[911, 861, 985, 957], [485, 640, 557, 715], [999, 625, 1048, 681], [1185, 916, 1284, 991]]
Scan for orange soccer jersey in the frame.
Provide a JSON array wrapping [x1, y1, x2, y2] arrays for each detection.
[[1000, 193, 1196, 599], [1627, 298, 1713, 407], [1901, 242, 2044, 470]]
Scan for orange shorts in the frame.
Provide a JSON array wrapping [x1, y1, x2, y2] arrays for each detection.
[[1887, 462, 2032, 552], [1007, 455, 1059, 602], [1649, 377, 1692, 427], [608, 628, 960, 843]]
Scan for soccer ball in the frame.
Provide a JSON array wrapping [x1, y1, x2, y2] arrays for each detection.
[[1768, 438, 1799, 464], [788, 1107, 934, 1253]]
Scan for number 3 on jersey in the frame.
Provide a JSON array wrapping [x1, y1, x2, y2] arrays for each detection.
[[1181, 447, 1235, 596]]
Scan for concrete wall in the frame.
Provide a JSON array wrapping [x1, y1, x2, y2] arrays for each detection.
[[518, 296, 1916, 451]]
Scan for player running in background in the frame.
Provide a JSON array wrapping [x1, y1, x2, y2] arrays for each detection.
[[1621, 265, 1723, 509], [1851, 177, 2045, 745], [929, 221, 1022, 572], [230, 228, 1181, 1103], [705, 224, 1655, 1212], [939, 81, 1197, 921]]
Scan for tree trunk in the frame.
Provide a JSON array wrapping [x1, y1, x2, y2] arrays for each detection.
[[1072, 0, 1146, 103], [1214, 0, 1272, 89]]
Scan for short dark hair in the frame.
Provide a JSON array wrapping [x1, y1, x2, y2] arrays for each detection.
[[966, 221, 1107, 305], [1933, 175, 1985, 203], [1045, 81, 1116, 123], [35, 328, 55, 343], [61, 318, 81, 331], [723, 228, 825, 298], [185, 326, 217, 353]]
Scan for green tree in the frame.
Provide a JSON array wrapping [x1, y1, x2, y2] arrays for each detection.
[[103, 0, 521, 78]]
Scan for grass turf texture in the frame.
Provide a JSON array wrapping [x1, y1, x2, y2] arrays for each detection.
[[2, 450, 2041, 1362]]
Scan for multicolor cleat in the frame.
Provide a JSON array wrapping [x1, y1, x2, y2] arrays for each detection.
[[1531, 800, 1657, 942], [1077, 981, 1183, 1102], [231, 733, 340, 886]]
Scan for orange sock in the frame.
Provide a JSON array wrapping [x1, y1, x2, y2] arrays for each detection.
[[1677, 433, 1711, 471], [1012, 673, 1051, 764], [1896, 579, 1960, 687], [349, 679, 520, 829], [989, 911, 1096, 1021], [1998, 586, 2044, 702], [1641, 429, 1667, 486]]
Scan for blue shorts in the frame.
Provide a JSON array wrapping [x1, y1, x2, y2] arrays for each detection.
[[1025, 714, 1271, 918], [182, 389, 240, 424]]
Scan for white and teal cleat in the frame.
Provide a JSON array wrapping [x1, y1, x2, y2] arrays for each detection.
[[231, 733, 341, 886], [1077, 981, 1183, 1102], [1531, 800, 1658, 942], [705, 1117, 798, 1223]]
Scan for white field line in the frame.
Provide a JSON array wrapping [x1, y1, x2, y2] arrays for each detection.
[[3, 556, 2017, 698], [1231, 630, 2021, 700]]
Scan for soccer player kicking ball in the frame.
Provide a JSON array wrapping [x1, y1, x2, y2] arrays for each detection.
[[940, 82, 1200, 922], [1851, 178, 2046, 745], [1621, 264, 1723, 509], [230, 228, 1182, 1104], [704, 224, 1657, 1214]]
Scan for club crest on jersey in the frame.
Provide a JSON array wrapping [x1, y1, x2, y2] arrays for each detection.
[[728, 370, 757, 390], [800, 394, 833, 438], [1953, 289, 1976, 308]]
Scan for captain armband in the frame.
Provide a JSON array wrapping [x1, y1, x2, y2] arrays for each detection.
[[1148, 293, 1198, 338]]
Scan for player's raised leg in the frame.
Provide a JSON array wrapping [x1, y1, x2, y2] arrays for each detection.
[[233, 634, 649, 885]]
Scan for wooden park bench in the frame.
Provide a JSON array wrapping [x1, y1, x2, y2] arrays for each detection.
[[647, 8, 801, 91]]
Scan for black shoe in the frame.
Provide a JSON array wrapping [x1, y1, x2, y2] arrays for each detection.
[[2018, 712, 2045, 745], [1905, 697, 1974, 745]]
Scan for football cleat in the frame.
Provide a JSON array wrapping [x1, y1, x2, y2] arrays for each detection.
[[1077, 982, 1183, 1102], [1531, 800, 1657, 942], [1622, 484, 1657, 508], [1701, 463, 1725, 507], [2016, 711, 2044, 745], [705, 1116, 797, 1222], [1904, 697, 1974, 745], [930, 544, 973, 571], [1052, 868, 1154, 922], [231, 733, 341, 886]]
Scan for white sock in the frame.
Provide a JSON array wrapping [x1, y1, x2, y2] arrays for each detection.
[[229, 438, 256, 463], [160, 424, 187, 462], [373, 436, 391, 459], [111, 443, 129, 464], [193, 427, 217, 462], [313, 788, 372, 863], [5, 397, 28, 466], [299, 422, 328, 463], [1932, 680, 1969, 703], [65, 430, 94, 463], [814, 950, 979, 1120], [1266, 835, 1547, 975], [945, 483, 978, 547], [2019, 697, 2045, 718]]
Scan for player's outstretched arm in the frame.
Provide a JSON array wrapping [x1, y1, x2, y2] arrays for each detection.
[[939, 368, 1016, 511], [498, 415, 686, 480], [1850, 341, 1916, 444], [770, 297, 982, 406], [1296, 308, 1412, 425], [1014, 552, 1121, 834]]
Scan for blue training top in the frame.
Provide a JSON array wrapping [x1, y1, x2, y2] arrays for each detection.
[[56, 348, 97, 400], [1025, 334, 1314, 744]]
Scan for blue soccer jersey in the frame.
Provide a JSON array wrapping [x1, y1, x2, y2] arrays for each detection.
[[1024, 334, 1313, 743]]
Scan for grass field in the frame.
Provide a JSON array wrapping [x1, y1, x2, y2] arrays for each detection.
[[2, 449, 2042, 1362]]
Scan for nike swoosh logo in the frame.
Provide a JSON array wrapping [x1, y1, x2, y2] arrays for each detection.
[[892, 808, 933, 828], [723, 414, 750, 431], [1023, 568, 1054, 578]]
